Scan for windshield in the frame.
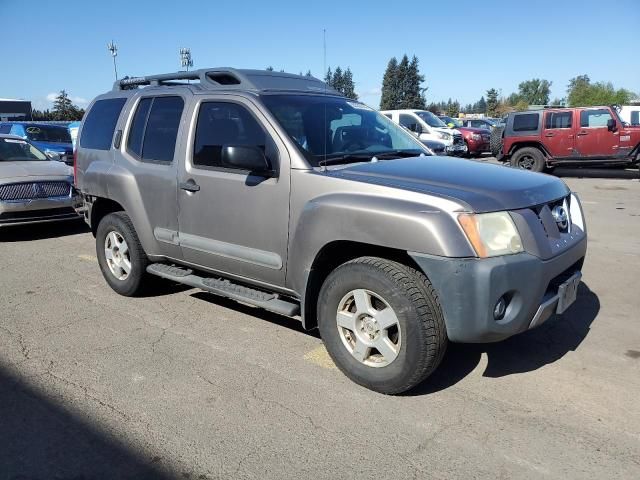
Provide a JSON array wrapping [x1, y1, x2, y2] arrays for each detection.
[[24, 125, 71, 143], [439, 116, 462, 128], [416, 111, 447, 128], [261, 95, 428, 166], [0, 138, 48, 161]]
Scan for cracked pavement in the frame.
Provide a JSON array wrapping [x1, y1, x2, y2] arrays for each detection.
[[0, 172, 639, 479]]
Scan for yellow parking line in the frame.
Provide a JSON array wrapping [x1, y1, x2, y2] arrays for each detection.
[[304, 345, 336, 370], [78, 254, 96, 262]]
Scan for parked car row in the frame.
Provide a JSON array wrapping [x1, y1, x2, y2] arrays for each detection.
[[0, 122, 74, 165]]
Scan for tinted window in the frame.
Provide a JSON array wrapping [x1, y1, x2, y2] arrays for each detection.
[[126, 98, 152, 157], [545, 111, 572, 129], [512, 113, 539, 132], [193, 102, 274, 169], [25, 125, 71, 143], [80, 98, 127, 150], [580, 109, 612, 128], [631, 111, 640, 126], [399, 113, 419, 132], [0, 125, 11, 134], [142, 97, 184, 162]]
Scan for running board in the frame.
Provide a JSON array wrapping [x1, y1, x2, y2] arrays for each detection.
[[146, 263, 300, 317]]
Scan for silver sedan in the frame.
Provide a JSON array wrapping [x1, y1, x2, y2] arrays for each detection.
[[0, 134, 80, 227]]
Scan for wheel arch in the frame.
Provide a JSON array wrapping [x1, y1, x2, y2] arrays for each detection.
[[300, 241, 421, 330], [90, 197, 125, 237], [508, 141, 551, 159]]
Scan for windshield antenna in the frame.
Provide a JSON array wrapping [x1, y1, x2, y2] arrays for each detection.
[[322, 28, 327, 172]]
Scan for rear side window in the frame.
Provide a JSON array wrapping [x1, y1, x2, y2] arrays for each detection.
[[580, 109, 612, 128], [512, 113, 539, 132], [127, 96, 184, 163], [545, 111, 572, 129], [632, 111, 640, 126], [80, 98, 127, 150], [0, 125, 11, 134]]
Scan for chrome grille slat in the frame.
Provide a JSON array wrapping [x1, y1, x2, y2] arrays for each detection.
[[0, 181, 71, 201]]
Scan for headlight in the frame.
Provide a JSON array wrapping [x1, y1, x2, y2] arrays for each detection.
[[458, 212, 524, 257], [44, 149, 61, 160], [438, 132, 451, 140], [471, 133, 482, 141]]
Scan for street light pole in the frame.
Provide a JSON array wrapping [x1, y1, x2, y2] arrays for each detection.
[[107, 41, 118, 81], [180, 47, 193, 72]]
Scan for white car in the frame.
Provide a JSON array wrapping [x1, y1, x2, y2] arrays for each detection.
[[381, 109, 466, 155], [618, 105, 640, 126]]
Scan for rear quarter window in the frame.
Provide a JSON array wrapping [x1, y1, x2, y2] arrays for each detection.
[[80, 98, 127, 150], [512, 113, 539, 132]]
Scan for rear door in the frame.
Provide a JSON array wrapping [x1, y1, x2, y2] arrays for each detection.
[[542, 110, 574, 158], [575, 108, 619, 158]]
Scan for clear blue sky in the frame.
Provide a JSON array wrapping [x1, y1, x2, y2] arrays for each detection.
[[1, 0, 638, 110]]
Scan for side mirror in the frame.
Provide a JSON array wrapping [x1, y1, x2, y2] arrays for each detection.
[[221, 145, 273, 175], [607, 118, 616, 131]]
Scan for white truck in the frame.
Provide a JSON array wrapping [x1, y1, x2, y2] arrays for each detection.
[[619, 105, 640, 126], [381, 109, 466, 155]]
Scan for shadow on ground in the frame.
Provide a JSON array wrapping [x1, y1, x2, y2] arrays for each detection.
[[0, 218, 89, 242], [0, 363, 174, 480], [407, 281, 600, 396]]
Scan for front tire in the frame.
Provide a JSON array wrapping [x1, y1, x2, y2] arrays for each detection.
[[317, 257, 447, 395], [96, 211, 150, 297], [510, 147, 545, 172]]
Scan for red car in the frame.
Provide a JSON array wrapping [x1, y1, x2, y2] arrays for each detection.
[[438, 116, 491, 157], [499, 106, 640, 172]]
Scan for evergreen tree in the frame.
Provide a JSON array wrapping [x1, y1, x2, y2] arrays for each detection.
[[333, 67, 344, 93], [52, 90, 81, 121], [396, 55, 410, 108], [404, 55, 425, 109], [486, 88, 499, 117], [476, 96, 487, 114], [266, 66, 274, 71], [324, 66, 332, 85], [341, 68, 358, 100], [305, 70, 313, 77], [380, 57, 399, 110]]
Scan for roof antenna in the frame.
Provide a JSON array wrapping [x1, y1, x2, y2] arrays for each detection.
[[322, 28, 327, 172]]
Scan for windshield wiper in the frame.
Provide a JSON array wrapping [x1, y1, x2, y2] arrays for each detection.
[[318, 149, 424, 167]]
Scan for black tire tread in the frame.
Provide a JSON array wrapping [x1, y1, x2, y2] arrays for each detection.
[[325, 256, 447, 394]]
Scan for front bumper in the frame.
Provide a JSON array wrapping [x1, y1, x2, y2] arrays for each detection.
[[446, 144, 467, 155], [410, 236, 587, 343], [466, 138, 490, 154], [0, 195, 80, 227]]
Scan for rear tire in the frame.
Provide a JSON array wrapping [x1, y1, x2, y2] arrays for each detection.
[[317, 257, 447, 395], [96, 212, 151, 297], [510, 147, 545, 172]]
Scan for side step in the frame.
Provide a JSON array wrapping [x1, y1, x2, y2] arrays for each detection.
[[146, 263, 300, 317]]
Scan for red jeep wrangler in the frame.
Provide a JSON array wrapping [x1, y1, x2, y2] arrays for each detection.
[[499, 106, 640, 172]]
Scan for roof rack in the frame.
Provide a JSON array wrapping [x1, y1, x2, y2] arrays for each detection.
[[113, 68, 340, 95]]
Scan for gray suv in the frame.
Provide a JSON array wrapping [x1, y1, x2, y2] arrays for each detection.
[[75, 68, 587, 394]]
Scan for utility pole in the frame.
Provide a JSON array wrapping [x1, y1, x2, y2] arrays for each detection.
[[180, 48, 193, 72], [107, 41, 118, 81]]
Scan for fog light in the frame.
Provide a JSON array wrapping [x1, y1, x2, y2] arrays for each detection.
[[494, 297, 507, 320]]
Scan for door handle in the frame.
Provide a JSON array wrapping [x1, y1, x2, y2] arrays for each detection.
[[545, 133, 555, 137], [577, 131, 588, 136], [179, 180, 200, 192]]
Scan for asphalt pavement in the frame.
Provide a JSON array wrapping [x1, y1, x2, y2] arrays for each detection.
[[1, 164, 639, 479]]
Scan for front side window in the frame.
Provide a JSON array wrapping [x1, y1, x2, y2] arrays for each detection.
[[631, 111, 640, 126], [512, 113, 539, 132], [0, 138, 48, 161], [193, 102, 274, 169], [399, 113, 420, 132], [580, 109, 612, 128], [261, 95, 427, 166], [545, 111, 572, 129], [127, 96, 184, 162], [416, 111, 447, 128], [80, 98, 127, 150]]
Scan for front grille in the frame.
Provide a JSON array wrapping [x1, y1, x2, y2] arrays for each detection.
[[0, 207, 77, 223], [0, 181, 71, 201], [453, 133, 464, 146], [531, 196, 571, 238]]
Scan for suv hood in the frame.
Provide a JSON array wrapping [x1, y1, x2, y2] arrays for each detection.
[[0, 160, 72, 180], [328, 156, 569, 213]]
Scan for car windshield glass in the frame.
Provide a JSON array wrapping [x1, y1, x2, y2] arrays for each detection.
[[440, 116, 462, 127], [416, 111, 447, 128], [24, 125, 71, 143], [0, 138, 48, 161], [261, 95, 428, 166]]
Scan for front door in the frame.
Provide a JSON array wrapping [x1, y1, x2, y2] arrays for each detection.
[[542, 110, 575, 158], [575, 108, 619, 158], [177, 97, 290, 287]]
